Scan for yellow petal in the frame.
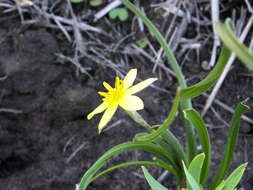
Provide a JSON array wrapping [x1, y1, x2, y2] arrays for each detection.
[[128, 78, 157, 94], [98, 91, 110, 97], [98, 104, 118, 133], [123, 69, 137, 88], [103, 82, 113, 91], [87, 103, 108, 120], [119, 95, 144, 111]]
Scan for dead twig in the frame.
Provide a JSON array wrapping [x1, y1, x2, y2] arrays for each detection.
[[12, 0, 33, 7], [244, 0, 253, 13], [152, 0, 179, 73], [56, 53, 92, 78], [0, 108, 23, 114], [94, 0, 122, 21], [31, 4, 102, 34], [209, 0, 220, 67], [66, 142, 88, 163], [203, 93, 253, 124]]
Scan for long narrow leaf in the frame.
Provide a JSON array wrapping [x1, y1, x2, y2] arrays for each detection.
[[142, 166, 168, 190], [210, 100, 249, 189], [180, 45, 231, 100], [78, 142, 178, 190], [214, 21, 253, 70], [161, 130, 188, 166], [184, 109, 211, 185], [154, 137, 182, 175], [154, 131, 188, 182], [91, 161, 166, 182]]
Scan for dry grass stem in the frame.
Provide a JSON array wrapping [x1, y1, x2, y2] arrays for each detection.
[[94, 0, 122, 21], [0, 108, 23, 114]]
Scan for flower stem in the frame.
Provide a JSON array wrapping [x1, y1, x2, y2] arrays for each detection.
[[125, 110, 152, 132]]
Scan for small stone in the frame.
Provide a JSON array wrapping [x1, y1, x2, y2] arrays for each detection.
[[240, 122, 252, 134], [201, 61, 211, 71]]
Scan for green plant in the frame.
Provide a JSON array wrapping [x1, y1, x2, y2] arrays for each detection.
[[214, 18, 253, 70], [89, 0, 103, 7], [181, 153, 247, 190], [76, 1, 250, 190], [109, 8, 129, 21], [70, 0, 86, 3], [70, 0, 103, 7], [142, 153, 247, 190], [142, 166, 169, 190], [136, 37, 149, 48]]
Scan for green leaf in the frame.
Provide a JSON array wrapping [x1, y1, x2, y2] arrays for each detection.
[[153, 133, 186, 182], [188, 153, 205, 185], [78, 142, 178, 190], [154, 131, 188, 182], [142, 166, 169, 190], [154, 137, 182, 174], [210, 100, 249, 190], [183, 109, 211, 185], [215, 180, 225, 190], [133, 132, 149, 141], [215, 20, 253, 70], [222, 163, 248, 190], [109, 8, 129, 21], [161, 130, 188, 166], [89, 0, 103, 7], [179, 45, 231, 100], [92, 161, 166, 182], [182, 162, 202, 190], [70, 0, 85, 3], [136, 37, 149, 48]]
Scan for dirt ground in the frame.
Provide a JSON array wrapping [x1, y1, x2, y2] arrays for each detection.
[[0, 1, 253, 190]]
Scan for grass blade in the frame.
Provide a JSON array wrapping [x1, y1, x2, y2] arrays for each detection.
[[188, 153, 205, 185], [222, 163, 247, 190], [78, 142, 179, 190], [182, 162, 202, 190], [183, 109, 211, 185], [180, 46, 231, 100], [91, 161, 167, 182], [142, 166, 169, 190], [214, 20, 253, 70], [210, 100, 249, 189]]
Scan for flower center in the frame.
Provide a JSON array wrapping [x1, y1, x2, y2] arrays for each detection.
[[112, 79, 126, 103], [103, 78, 127, 105]]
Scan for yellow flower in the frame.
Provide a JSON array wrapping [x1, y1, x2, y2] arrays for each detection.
[[87, 69, 157, 133]]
